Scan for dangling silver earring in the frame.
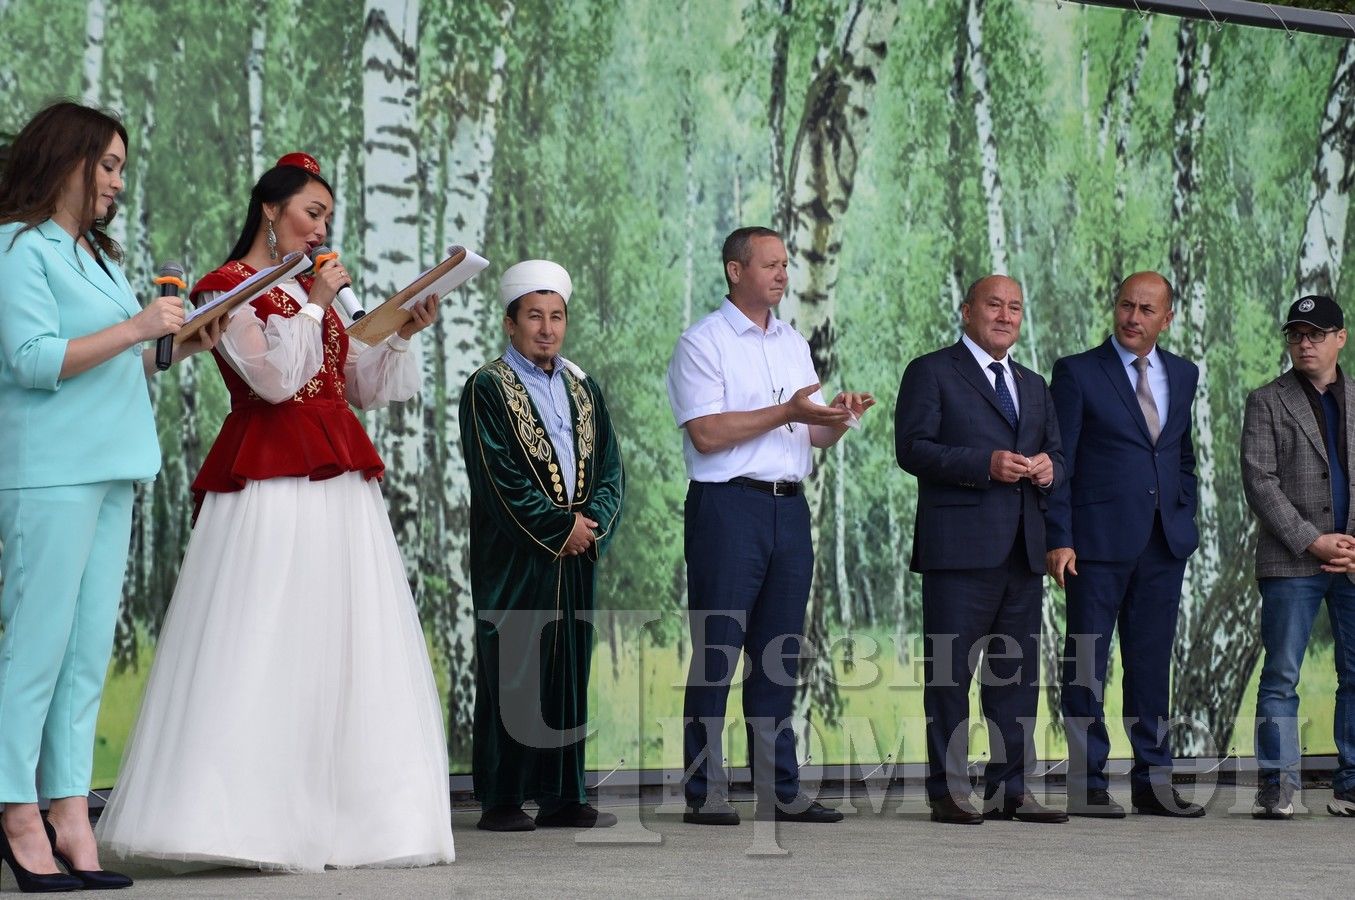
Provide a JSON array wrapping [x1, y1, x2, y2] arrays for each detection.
[[266, 219, 278, 260]]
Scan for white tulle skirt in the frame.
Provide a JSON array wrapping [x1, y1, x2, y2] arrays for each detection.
[[96, 472, 455, 872]]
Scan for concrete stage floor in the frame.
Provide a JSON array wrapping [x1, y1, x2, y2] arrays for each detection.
[[3, 784, 1348, 898]]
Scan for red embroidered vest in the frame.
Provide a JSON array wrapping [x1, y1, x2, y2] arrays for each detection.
[[189, 261, 384, 505]]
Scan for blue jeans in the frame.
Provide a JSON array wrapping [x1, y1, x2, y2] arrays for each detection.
[[1255, 574, 1355, 793]]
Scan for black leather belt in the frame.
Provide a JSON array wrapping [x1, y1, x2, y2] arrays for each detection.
[[729, 476, 801, 497]]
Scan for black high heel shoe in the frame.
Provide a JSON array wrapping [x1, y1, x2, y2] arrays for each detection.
[[0, 824, 82, 893], [43, 821, 131, 891]]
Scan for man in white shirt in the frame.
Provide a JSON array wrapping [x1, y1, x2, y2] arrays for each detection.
[[666, 226, 873, 825]]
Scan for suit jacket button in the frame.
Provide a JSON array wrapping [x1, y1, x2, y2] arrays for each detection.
[[1322, 472, 1330, 479], [1324, 506, 1332, 513], [1148, 488, 1157, 495]]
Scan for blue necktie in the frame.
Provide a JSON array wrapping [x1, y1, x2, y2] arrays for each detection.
[[989, 361, 1018, 430]]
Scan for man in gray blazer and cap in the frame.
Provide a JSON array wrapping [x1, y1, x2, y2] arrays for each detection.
[[1240, 293, 1355, 821]]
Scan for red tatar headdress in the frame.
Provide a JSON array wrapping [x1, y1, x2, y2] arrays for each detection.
[[276, 152, 321, 177]]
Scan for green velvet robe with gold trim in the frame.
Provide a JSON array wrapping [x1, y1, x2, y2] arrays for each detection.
[[457, 357, 624, 809]]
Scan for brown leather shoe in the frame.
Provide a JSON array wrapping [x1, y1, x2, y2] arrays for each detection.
[[929, 794, 984, 824], [984, 792, 1069, 823]]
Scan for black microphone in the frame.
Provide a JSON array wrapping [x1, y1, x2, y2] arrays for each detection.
[[309, 245, 365, 320], [153, 261, 186, 371]]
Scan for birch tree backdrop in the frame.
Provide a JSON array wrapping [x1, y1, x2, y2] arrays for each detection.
[[0, 0, 1350, 782]]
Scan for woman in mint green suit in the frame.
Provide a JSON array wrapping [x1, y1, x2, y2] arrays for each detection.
[[0, 102, 217, 893]]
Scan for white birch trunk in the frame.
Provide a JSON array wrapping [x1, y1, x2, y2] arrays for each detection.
[[1170, 21, 1216, 638], [362, 0, 422, 552], [82, 0, 106, 107], [1111, 18, 1151, 278], [782, 0, 896, 742], [1175, 39, 1355, 754], [247, 0, 268, 178], [1295, 40, 1355, 300], [768, 0, 793, 232], [430, 0, 516, 755], [967, 0, 1007, 278], [1170, 17, 1273, 753], [113, 45, 158, 663], [945, 11, 966, 311]]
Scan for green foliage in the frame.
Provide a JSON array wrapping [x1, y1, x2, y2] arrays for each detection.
[[4, 0, 1350, 770]]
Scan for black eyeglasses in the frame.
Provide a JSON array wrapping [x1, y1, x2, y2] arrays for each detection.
[[1285, 329, 1338, 345], [773, 387, 795, 432]]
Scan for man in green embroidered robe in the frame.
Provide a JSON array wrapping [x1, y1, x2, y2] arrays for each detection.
[[458, 259, 625, 832]]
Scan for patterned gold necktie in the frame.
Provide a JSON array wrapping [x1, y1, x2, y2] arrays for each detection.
[[1133, 356, 1161, 444]]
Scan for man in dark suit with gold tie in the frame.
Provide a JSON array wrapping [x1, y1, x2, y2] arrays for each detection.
[[1045, 272, 1205, 818], [896, 274, 1067, 825]]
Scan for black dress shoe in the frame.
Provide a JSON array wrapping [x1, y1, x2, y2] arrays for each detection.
[[758, 798, 844, 824], [683, 797, 741, 826], [0, 825, 82, 893], [929, 795, 984, 825], [1067, 788, 1127, 819], [45, 820, 132, 890], [1132, 787, 1206, 818], [476, 804, 537, 832], [535, 802, 618, 828], [984, 792, 1069, 823]]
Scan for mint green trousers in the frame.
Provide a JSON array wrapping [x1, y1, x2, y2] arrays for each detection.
[[0, 481, 133, 802]]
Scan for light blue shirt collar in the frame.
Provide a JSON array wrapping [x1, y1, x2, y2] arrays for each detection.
[[502, 342, 576, 501], [1110, 333, 1162, 372], [504, 342, 564, 380]]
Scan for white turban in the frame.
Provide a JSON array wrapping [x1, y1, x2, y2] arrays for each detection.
[[499, 259, 573, 307]]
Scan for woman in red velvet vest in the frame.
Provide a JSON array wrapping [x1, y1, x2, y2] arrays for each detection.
[[96, 154, 455, 872]]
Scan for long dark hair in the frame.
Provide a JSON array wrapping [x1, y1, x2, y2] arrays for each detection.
[[0, 101, 128, 261], [226, 164, 334, 263]]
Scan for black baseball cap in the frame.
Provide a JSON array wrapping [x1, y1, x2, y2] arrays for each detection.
[[1283, 294, 1343, 331]]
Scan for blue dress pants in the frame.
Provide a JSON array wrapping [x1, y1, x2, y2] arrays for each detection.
[[682, 481, 813, 806], [921, 528, 1042, 803], [1060, 513, 1187, 796]]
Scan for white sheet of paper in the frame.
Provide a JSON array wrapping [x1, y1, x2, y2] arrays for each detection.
[[184, 251, 310, 322], [398, 249, 490, 309]]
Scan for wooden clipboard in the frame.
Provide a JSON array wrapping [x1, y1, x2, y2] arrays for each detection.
[[347, 246, 490, 345], [174, 251, 310, 345]]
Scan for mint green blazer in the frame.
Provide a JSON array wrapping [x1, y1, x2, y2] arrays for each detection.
[[0, 220, 160, 489]]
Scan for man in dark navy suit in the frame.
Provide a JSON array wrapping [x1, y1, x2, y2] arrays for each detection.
[[896, 274, 1067, 825], [1045, 271, 1205, 818]]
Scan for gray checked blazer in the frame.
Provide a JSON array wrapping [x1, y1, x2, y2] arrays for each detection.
[[1240, 369, 1355, 579]]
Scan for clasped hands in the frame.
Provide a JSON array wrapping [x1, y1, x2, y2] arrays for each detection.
[[561, 512, 599, 557], [990, 450, 1053, 487], [1310, 533, 1355, 574]]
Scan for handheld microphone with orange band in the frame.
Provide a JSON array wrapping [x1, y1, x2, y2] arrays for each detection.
[[309, 245, 366, 320], [153, 261, 187, 371]]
